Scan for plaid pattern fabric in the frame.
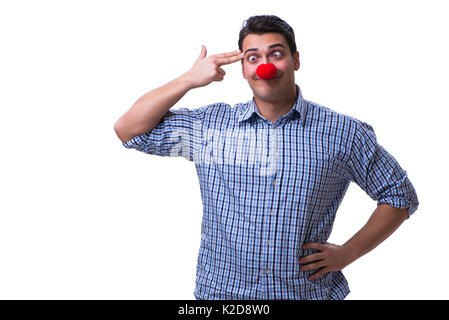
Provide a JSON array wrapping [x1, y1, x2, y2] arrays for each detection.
[[123, 85, 419, 299]]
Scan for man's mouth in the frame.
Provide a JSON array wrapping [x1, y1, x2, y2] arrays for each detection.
[[256, 74, 281, 80]]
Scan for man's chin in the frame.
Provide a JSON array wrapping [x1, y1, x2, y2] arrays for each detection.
[[250, 85, 283, 102]]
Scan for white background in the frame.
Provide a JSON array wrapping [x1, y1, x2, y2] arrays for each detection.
[[1, 0, 447, 299]]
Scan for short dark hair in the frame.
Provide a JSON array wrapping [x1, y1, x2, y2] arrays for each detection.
[[238, 15, 297, 56]]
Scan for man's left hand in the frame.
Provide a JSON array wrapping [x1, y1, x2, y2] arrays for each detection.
[[298, 242, 353, 281]]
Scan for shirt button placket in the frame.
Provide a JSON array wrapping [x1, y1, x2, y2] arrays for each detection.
[[262, 123, 279, 299], [269, 124, 279, 299]]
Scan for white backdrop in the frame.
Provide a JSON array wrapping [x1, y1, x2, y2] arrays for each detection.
[[1, 0, 447, 299]]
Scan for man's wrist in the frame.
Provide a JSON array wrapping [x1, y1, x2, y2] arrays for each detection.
[[342, 241, 362, 267], [178, 71, 197, 91]]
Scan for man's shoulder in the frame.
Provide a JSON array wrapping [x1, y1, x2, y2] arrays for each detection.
[[188, 101, 242, 115], [303, 99, 366, 130], [188, 100, 252, 121]]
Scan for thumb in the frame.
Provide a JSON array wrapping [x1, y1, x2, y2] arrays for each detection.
[[197, 45, 207, 60]]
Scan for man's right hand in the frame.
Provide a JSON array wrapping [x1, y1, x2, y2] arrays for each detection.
[[183, 46, 244, 89]]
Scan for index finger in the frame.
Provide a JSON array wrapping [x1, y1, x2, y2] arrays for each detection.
[[215, 51, 245, 66], [214, 49, 242, 59], [302, 242, 325, 251]]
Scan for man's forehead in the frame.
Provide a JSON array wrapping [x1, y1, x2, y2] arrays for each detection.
[[242, 33, 288, 50]]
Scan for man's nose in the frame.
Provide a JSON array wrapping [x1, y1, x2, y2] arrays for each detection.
[[260, 56, 270, 64]]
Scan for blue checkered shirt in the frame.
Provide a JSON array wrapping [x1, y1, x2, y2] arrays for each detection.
[[122, 85, 419, 299]]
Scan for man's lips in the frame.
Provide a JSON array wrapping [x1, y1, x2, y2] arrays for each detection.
[[256, 74, 282, 80]]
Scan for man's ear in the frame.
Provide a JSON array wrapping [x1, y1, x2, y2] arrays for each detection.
[[241, 60, 247, 79], [294, 51, 300, 71]]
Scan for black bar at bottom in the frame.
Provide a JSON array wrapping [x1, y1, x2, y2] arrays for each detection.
[[0, 299, 441, 318]]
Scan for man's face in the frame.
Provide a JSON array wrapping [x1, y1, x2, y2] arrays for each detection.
[[241, 32, 300, 102]]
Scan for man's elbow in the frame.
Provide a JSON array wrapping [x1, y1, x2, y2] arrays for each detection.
[[114, 119, 133, 143]]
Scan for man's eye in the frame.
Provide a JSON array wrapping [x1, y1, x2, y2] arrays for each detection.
[[272, 51, 282, 58], [248, 56, 257, 62]]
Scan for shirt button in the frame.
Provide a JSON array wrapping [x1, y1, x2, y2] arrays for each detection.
[[265, 269, 269, 275], [272, 179, 276, 185], [267, 240, 270, 246], [269, 211, 273, 215]]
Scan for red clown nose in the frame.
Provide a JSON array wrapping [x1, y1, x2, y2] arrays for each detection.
[[256, 63, 277, 80]]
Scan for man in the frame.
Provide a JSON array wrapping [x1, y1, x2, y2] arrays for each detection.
[[114, 15, 419, 299]]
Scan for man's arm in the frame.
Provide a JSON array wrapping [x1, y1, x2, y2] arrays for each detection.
[[299, 204, 409, 281], [114, 74, 193, 143], [113, 46, 244, 143]]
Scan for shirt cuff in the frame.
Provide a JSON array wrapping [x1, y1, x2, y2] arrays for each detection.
[[122, 134, 144, 149]]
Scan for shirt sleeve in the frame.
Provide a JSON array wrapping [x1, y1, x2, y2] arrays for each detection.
[[345, 120, 419, 217], [122, 106, 206, 162]]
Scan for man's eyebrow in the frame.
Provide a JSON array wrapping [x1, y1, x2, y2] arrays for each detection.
[[244, 43, 286, 55]]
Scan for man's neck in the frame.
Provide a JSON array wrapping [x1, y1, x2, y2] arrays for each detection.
[[254, 85, 298, 124]]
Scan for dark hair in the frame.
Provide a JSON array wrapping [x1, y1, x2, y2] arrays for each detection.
[[238, 15, 297, 56]]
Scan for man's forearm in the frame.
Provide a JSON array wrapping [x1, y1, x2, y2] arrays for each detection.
[[114, 73, 194, 143], [343, 203, 409, 265]]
